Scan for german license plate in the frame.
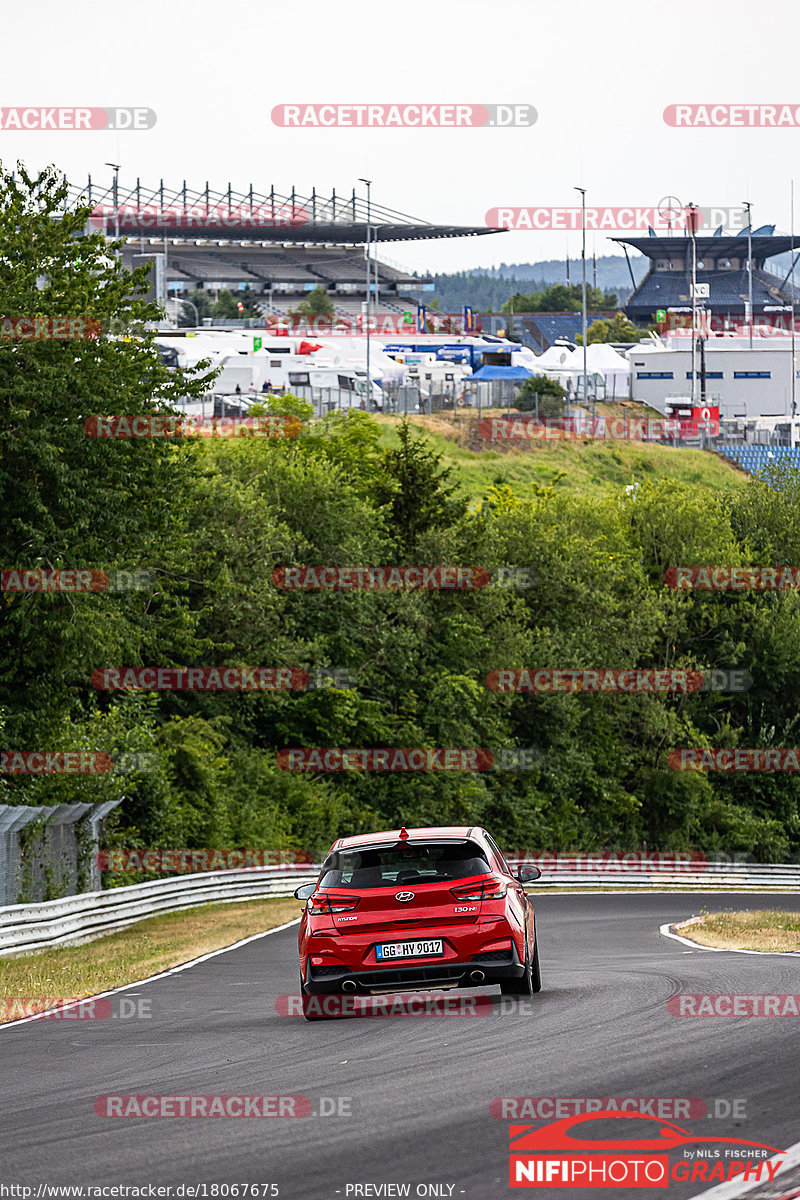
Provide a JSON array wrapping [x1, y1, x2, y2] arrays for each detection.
[[375, 939, 444, 960]]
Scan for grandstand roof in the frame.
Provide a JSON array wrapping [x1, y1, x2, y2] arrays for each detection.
[[611, 232, 796, 262], [67, 175, 503, 246]]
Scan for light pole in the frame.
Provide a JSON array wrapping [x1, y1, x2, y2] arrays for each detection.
[[178, 296, 200, 327], [792, 182, 796, 448], [105, 162, 121, 250], [358, 177, 372, 410], [574, 186, 590, 415], [688, 202, 698, 405], [743, 200, 753, 348]]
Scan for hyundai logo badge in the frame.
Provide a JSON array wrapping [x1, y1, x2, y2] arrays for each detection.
[[395, 891, 415, 902]]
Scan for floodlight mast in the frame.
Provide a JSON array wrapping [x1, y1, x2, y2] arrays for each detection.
[[359, 178, 372, 408], [574, 186, 589, 415]]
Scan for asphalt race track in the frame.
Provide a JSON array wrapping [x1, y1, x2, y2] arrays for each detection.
[[3, 893, 800, 1200]]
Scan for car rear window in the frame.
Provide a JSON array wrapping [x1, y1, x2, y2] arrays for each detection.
[[318, 840, 491, 889]]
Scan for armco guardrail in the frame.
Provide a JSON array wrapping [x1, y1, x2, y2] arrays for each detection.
[[0, 865, 317, 957], [506, 859, 800, 890], [2, 859, 800, 957]]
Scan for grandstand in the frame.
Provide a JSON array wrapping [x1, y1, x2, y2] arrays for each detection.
[[718, 444, 800, 473], [613, 227, 800, 327], [62, 174, 502, 319]]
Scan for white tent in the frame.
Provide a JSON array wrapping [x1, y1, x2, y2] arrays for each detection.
[[585, 343, 631, 398], [531, 344, 578, 371]]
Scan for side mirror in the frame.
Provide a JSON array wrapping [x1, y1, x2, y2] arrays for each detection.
[[516, 864, 542, 884], [293, 882, 316, 901]]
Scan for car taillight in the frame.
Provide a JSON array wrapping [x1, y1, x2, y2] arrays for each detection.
[[308, 894, 360, 914], [450, 878, 507, 901]]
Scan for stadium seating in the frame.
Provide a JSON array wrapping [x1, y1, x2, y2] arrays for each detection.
[[717, 444, 800, 474]]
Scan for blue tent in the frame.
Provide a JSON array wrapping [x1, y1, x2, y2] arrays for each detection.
[[468, 364, 533, 382]]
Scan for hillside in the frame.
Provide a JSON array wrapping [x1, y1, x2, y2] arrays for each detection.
[[373, 412, 747, 501]]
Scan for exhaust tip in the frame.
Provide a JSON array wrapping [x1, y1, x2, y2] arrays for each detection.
[[469, 969, 485, 984], [341, 979, 358, 993]]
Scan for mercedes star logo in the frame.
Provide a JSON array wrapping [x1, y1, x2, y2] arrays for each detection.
[[395, 891, 415, 902]]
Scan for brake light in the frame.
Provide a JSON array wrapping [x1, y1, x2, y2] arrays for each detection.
[[308, 894, 360, 915], [450, 878, 507, 901]]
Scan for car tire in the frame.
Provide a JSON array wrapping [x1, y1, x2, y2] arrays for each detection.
[[530, 936, 542, 993], [299, 972, 335, 1021], [500, 936, 534, 997]]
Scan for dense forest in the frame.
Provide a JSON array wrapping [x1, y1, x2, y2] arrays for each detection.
[[3, 167, 800, 868], [406, 256, 649, 312]]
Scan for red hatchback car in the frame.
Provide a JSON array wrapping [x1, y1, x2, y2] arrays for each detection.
[[293, 825, 542, 1019]]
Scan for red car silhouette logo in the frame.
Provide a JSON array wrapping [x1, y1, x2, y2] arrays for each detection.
[[510, 1111, 782, 1155]]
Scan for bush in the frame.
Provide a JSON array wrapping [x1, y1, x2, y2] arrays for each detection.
[[515, 375, 566, 418]]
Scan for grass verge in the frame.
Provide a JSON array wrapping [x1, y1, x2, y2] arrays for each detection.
[[0, 897, 300, 1019], [674, 909, 800, 952]]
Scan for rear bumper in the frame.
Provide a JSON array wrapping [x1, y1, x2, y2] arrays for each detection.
[[304, 944, 525, 994]]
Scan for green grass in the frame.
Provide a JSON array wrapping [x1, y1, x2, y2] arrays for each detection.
[[372, 412, 748, 502], [0, 897, 299, 1018], [674, 909, 800, 952]]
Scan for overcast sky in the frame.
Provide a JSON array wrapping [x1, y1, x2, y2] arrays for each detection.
[[3, 0, 798, 277]]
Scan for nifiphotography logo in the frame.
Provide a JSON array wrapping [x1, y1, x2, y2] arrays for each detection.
[[508, 1110, 783, 1188]]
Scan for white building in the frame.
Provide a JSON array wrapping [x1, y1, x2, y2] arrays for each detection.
[[629, 335, 800, 429]]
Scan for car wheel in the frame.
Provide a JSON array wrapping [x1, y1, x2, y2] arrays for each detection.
[[530, 936, 542, 993], [299, 972, 335, 1021], [500, 937, 534, 997]]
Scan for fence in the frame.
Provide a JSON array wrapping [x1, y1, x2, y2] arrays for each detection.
[[0, 802, 122, 907], [1, 858, 799, 956], [0, 864, 315, 956]]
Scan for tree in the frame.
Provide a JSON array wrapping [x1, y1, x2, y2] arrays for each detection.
[[211, 289, 242, 319], [515, 375, 566, 418], [373, 419, 467, 552], [502, 284, 616, 314], [291, 285, 334, 317], [237, 286, 263, 317], [0, 162, 212, 747], [178, 288, 212, 327], [576, 312, 646, 344]]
